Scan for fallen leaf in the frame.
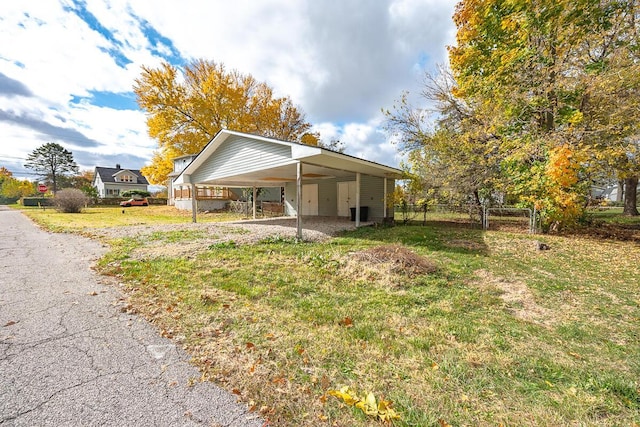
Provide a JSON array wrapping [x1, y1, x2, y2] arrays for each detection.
[[88, 291, 98, 296], [321, 375, 330, 390], [339, 316, 354, 327], [232, 388, 242, 395], [3, 321, 17, 327], [246, 342, 256, 350], [272, 375, 286, 385]]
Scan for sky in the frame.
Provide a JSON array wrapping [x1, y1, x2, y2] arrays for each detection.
[[0, 0, 457, 184]]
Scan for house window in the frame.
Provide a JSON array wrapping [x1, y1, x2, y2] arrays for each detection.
[[120, 175, 133, 182], [107, 189, 120, 196]]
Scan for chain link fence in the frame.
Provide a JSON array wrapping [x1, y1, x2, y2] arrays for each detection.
[[394, 203, 538, 233]]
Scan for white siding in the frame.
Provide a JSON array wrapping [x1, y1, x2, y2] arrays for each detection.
[[358, 176, 394, 221], [191, 135, 295, 183]]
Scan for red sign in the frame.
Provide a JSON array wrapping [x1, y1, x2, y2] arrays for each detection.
[[38, 184, 48, 193]]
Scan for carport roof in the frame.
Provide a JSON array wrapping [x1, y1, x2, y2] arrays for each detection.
[[173, 129, 404, 187]]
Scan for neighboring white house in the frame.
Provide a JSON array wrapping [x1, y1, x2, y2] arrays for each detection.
[[93, 164, 149, 198], [591, 181, 640, 202], [171, 129, 404, 237]]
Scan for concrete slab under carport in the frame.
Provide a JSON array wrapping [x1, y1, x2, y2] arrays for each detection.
[[227, 215, 375, 241]]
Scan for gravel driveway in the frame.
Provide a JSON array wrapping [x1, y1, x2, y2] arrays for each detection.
[[89, 216, 367, 259]]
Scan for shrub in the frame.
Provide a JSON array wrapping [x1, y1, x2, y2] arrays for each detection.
[[54, 188, 89, 213]]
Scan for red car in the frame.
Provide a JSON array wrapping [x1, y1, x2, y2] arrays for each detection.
[[120, 197, 149, 207]]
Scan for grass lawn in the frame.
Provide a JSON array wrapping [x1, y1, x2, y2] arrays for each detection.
[[17, 205, 640, 426], [16, 204, 247, 231]]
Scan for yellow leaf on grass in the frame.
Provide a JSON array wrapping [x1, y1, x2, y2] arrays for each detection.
[[328, 386, 360, 406], [328, 387, 400, 421]]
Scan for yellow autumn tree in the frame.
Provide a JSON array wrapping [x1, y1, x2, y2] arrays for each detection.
[[447, 0, 640, 225], [134, 59, 313, 184], [520, 144, 587, 231]]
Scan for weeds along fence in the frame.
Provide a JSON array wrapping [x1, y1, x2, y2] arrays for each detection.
[[394, 203, 483, 226], [483, 207, 538, 233], [395, 204, 538, 233]]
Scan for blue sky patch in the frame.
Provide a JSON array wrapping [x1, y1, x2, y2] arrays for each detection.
[[71, 90, 138, 111], [134, 15, 184, 66], [65, 0, 133, 68]]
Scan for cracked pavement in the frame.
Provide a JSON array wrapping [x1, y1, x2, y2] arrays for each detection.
[[0, 206, 263, 427]]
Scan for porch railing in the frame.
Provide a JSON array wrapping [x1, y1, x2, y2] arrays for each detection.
[[174, 187, 238, 200]]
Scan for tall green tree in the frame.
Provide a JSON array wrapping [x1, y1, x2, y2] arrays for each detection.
[[24, 143, 78, 194], [134, 59, 314, 185]]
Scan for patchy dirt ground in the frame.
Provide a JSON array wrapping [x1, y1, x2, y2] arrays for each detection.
[[472, 269, 553, 325], [90, 217, 370, 259]]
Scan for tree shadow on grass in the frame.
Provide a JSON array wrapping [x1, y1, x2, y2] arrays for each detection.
[[338, 221, 491, 257]]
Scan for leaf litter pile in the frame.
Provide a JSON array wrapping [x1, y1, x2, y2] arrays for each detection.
[[347, 243, 438, 280]]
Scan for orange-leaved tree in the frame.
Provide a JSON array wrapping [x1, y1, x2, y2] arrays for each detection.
[[134, 59, 314, 184]]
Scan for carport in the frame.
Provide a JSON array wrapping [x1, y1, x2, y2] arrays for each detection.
[[171, 130, 404, 239]]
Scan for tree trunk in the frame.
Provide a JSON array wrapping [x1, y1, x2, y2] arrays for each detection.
[[473, 189, 484, 226], [616, 180, 624, 203], [623, 176, 639, 216]]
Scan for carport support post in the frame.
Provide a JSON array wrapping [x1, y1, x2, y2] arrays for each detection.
[[355, 172, 361, 227], [383, 178, 388, 219], [191, 183, 197, 223], [252, 186, 257, 219], [296, 162, 303, 240]]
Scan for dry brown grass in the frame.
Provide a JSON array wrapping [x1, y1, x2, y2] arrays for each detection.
[[472, 269, 553, 325], [343, 244, 438, 289]]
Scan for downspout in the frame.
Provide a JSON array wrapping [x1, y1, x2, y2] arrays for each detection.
[[355, 172, 361, 227], [296, 162, 302, 240]]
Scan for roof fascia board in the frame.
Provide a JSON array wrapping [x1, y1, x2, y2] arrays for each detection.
[[291, 144, 322, 159], [112, 169, 135, 176]]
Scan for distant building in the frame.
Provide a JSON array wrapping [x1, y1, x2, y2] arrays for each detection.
[[93, 164, 149, 198]]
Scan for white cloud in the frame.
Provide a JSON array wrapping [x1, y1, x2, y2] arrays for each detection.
[[0, 0, 457, 178]]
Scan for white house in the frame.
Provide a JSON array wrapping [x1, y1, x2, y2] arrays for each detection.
[[93, 165, 149, 198]]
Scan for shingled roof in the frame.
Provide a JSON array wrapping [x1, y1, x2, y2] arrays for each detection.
[[94, 166, 149, 185]]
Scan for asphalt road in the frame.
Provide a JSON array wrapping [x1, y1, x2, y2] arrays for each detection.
[[0, 206, 263, 427]]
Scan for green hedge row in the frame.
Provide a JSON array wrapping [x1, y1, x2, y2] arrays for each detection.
[[22, 197, 54, 207], [20, 197, 168, 207]]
